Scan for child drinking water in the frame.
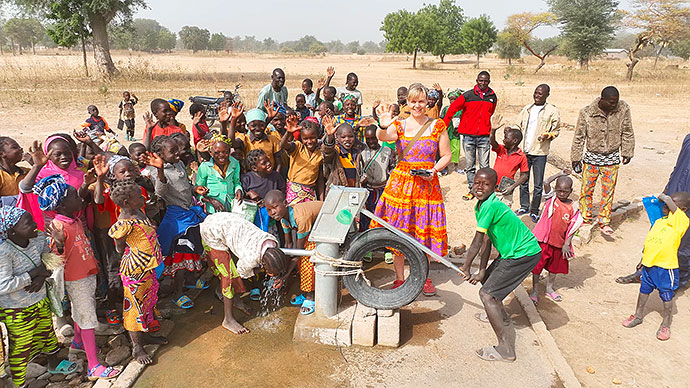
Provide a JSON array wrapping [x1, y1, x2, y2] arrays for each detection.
[[36, 175, 121, 381], [107, 179, 169, 364], [264, 190, 323, 315], [118, 91, 138, 141], [529, 171, 583, 304], [143, 136, 207, 310], [622, 192, 690, 341], [195, 139, 242, 213], [281, 115, 323, 205], [0, 207, 78, 387]]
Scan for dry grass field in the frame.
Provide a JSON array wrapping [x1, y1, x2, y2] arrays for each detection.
[[1, 50, 689, 387]]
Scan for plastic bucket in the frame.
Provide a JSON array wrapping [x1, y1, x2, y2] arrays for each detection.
[[642, 196, 665, 225]]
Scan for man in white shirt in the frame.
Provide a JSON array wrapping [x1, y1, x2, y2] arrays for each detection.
[[513, 84, 561, 221]]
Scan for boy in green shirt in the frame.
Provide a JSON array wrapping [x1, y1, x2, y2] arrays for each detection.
[[461, 167, 542, 362]]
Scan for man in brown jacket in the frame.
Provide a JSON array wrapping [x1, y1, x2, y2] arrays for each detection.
[[571, 86, 635, 235]]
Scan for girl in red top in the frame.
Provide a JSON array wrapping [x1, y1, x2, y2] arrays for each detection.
[[143, 99, 185, 150]]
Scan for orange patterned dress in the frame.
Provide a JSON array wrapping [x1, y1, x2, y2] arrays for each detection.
[[371, 119, 448, 256]]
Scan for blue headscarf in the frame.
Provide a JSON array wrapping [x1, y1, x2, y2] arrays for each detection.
[[168, 99, 184, 113], [428, 90, 440, 99], [34, 174, 71, 211], [0, 207, 26, 234]]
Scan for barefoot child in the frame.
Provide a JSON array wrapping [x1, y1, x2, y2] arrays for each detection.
[[0, 208, 78, 386], [264, 190, 323, 315], [118, 91, 138, 141], [281, 114, 323, 205], [195, 139, 242, 213], [35, 175, 121, 381], [199, 212, 289, 334], [108, 179, 168, 364], [461, 167, 541, 362], [622, 192, 690, 341], [529, 172, 583, 304]]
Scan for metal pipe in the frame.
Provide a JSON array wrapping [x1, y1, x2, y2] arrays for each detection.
[[360, 209, 467, 277], [280, 248, 314, 257], [313, 242, 340, 318]]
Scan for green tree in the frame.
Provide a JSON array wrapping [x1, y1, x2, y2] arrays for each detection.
[[505, 12, 559, 72], [6, 0, 147, 77], [158, 27, 175, 52], [381, 9, 431, 68], [496, 30, 522, 64], [671, 36, 690, 59], [263, 37, 277, 51], [131, 18, 163, 52], [346, 40, 360, 53], [421, 0, 464, 63], [361, 40, 383, 53], [548, 0, 620, 69], [45, 1, 90, 75], [208, 32, 226, 51], [308, 41, 327, 55], [179, 25, 209, 53], [4, 18, 44, 54], [459, 15, 497, 67]]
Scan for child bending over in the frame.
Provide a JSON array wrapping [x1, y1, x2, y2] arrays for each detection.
[[264, 190, 323, 315], [199, 212, 289, 334], [622, 192, 690, 341], [529, 171, 583, 304], [37, 175, 121, 381], [108, 179, 168, 364], [281, 114, 324, 205]]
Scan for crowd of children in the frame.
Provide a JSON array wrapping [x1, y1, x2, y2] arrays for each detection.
[[0, 64, 686, 386]]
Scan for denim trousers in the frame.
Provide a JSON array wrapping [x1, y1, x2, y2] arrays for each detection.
[[462, 135, 490, 189], [519, 154, 547, 214]]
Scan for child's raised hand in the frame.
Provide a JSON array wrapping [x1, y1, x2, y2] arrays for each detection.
[[141, 151, 164, 169], [433, 83, 442, 91], [192, 111, 204, 125], [490, 114, 504, 130], [194, 185, 209, 196], [28, 140, 50, 167], [218, 105, 230, 123], [317, 78, 325, 89], [373, 99, 381, 109], [230, 102, 244, 119], [358, 117, 377, 127], [73, 129, 91, 144], [326, 66, 335, 78], [286, 113, 301, 133], [143, 112, 155, 128], [83, 168, 97, 186], [45, 221, 66, 247], [264, 100, 277, 119], [92, 154, 109, 177], [323, 114, 336, 136]]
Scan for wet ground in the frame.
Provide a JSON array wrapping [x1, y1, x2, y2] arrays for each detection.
[[135, 262, 562, 388]]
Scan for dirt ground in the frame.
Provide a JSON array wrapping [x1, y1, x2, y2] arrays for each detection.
[[1, 51, 688, 387]]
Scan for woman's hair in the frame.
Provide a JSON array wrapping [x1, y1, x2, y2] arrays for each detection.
[[109, 179, 141, 207], [262, 247, 288, 276], [407, 83, 427, 102], [245, 149, 267, 171], [151, 135, 173, 154]]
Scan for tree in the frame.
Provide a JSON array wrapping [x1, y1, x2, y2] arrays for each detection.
[[308, 41, 327, 55], [421, 0, 464, 63], [158, 27, 175, 52], [131, 18, 162, 52], [505, 12, 559, 72], [263, 37, 277, 51], [496, 30, 522, 64], [671, 36, 690, 59], [548, 0, 619, 69], [623, 0, 690, 75], [179, 25, 209, 53], [459, 15, 497, 67], [208, 32, 226, 51], [381, 9, 434, 68], [45, 1, 90, 75], [4, 18, 44, 54], [346, 40, 360, 53], [362, 40, 383, 53], [8, 0, 147, 78]]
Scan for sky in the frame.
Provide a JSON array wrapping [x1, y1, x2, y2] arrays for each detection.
[[134, 0, 635, 43]]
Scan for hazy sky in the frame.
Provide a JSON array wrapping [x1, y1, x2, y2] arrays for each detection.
[[134, 0, 634, 43]]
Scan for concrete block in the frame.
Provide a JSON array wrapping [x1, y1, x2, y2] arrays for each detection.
[[377, 309, 400, 347], [293, 301, 355, 347], [625, 202, 644, 215], [610, 208, 627, 224], [92, 380, 112, 388], [352, 303, 377, 347]]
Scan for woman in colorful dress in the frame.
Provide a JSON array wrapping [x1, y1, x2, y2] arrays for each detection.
[[374, 83, 452, 296]]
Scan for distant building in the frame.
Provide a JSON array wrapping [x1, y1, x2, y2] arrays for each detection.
[[603, 49, 628, 60]]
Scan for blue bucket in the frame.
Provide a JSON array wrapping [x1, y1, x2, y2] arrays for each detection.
[[642, 196, 665, 225]]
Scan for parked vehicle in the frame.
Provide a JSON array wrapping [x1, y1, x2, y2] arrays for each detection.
[[189, 84, 241, 127]]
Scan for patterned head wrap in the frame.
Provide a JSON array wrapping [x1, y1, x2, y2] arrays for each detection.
[[33, 174, 71, 211], [274, 103, 287, 116], [107, 155, 131, 174], [0, 207, 27, 234], [209, 133, 233, 147], [167, 99, 184, 113], [448, 88, 464, 100], [342, 94, 357, 103], [304, 116, 319, 125], [428, 90, 440, 99]]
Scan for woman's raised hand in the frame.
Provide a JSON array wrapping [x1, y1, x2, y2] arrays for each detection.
[[376, 104, 397, 127]]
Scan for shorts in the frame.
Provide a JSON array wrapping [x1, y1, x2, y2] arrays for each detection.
[[531, 242, 569, 275], [65, 275, 99, 330], [207, 249, 246, 299], [640, 266, 678, 302], [117, 119, 135, 130], [481, 252, 541, 301]]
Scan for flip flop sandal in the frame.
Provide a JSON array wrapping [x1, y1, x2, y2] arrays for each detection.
[[475, 347, 515, 363], [48, 360, 79, 375], [249, 288, 261, 301], [69, 341, 85, 354], [300, 299, 315, 315], [363, 252, 373, 263], [185, 279, 210, 290], [544, 292, 562, 302], [615, 274, 641, 284], [656, 326, 671, 341], [600, 225, 614, 236], [87, 364, 122, 381], [473, 312, 489, 323], [622, 315, 643, 328], [462, 192, 475, 201], [529, 295, 539, 305], [290, 294, 306, 306], [172, 295, 194, 309], [384, 252, 394, 264]]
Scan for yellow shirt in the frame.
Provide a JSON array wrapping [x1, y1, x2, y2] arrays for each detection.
[[0, 166, 28, 196], [237, 132, 282, 167], [642, 209, 690, 269], [288, 141, 323, 186]]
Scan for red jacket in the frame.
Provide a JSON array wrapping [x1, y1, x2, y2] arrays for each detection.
[[442, 85, 497, 136]]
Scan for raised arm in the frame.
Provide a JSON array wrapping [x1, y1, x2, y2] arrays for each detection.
[[543, 170, 570, 194], [280, 113, 300, 154], [73, 129, 104, 155], [19, 141, 50, 193], [324, 66, 335, 89], [375, 104, 399, 142], [442, 94, 466, 127], [658, 193, 678, 214], [433, 83, 443, 110], [92, 154, 108, 205], [143, 112, 156, 150]]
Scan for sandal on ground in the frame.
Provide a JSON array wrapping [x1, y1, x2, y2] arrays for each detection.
[[529, 295, 538, 305], [474, 312, 489, 323], [290, 294, 306, 306], [622, 315, 643, 328], [615, 273, 641, 284], [462, 192, 475, 201], [172, 295, 194, 309], [69, 341, 85, 354], [422, 278, 436, 296], [391, 280, 404, 289], [475, 347, 515, 363], [105, 309, 121, 325], [363, 252, 373, 263], [249, 288, 261, 301], [87, 364, 121, 381], [544, 292, 562, 302], [657, 326, 671, 341], [48, 360, 78, 375], [300, 299, 315, 315], [600, 224, 614, 236], [384, 252, 394, 264], [185, 279, 209, 290], [529, 213, 540, 223], [515, 209, 528, 216]]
